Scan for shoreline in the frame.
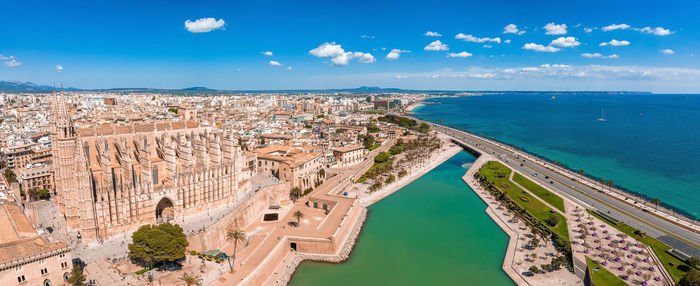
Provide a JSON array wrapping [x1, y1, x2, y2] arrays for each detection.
[[360, 138, 462, 207], [462, 155, 529, 286], [411, 113, 699, 227], [272, 208, 369, 286], [272, 136, 462, 285], [405, 102, 424, 112], [462, 155, 583, 286]]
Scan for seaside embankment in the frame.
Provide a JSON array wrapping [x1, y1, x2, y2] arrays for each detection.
[[272, 136, 462, 285]]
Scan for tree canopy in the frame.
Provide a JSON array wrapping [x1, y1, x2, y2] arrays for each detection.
[[374, 152, 391, 164], [128, 223, 189, 267], [3, 169, 17, 183], [377, 115, 431, 133], [66, 265, 86, 286], [679, 268, 700, 286]]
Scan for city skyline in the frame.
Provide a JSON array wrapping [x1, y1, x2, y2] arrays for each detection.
[[1, 0, 699, 92]]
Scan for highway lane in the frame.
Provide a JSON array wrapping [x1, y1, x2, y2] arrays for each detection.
[[423, 121, 700, 258]]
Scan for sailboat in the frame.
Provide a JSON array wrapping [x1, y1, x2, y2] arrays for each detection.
[[597, 108, 607, 122]]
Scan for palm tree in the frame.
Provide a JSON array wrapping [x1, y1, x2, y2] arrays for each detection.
[[289, 187, 303, 203], [179, 272, 203, 286], [652, 198, 660, 211], [578, 169, 585, 180], [606, 180, 614, 192], [598, 178, 606, 191], [293, 210, 305, 227], [226, 229, 247, 273]]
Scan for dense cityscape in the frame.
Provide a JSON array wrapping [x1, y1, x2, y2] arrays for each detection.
[[1, 0, 699, 285]]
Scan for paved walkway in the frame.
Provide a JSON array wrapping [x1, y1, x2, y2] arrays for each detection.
[[464, 155, 582, 286], [360, 135, 461, 206]]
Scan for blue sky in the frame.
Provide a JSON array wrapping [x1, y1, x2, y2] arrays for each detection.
[[1, 0, 699, 92]]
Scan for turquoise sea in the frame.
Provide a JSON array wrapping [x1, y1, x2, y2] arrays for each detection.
[[415, 93, 700, 219], [290, 151, 513, 285]]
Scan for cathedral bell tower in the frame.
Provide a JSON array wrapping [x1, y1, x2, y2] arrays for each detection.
[[50, 90, 100, 240]]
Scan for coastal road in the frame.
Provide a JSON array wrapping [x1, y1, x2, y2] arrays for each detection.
[[421, 120, 700, 258]]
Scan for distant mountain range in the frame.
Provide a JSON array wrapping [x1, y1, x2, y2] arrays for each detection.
[[0, 81, 651, 95], [0, 81, 81, 92]]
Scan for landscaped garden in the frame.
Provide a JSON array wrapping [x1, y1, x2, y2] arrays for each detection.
[[512, 172, 566, 213], [477, 161, 569, 241]]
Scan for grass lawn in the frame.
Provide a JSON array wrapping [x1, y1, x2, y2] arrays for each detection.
[[587, 210, 691, 283], [586, 257, 627, 286], [512, 172, 566, 213], [478, 161, 569, 241]]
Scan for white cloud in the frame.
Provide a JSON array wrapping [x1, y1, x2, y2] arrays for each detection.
[[360, 35, 375, 39], [424, 40, 449, 51], [483, 45, 492, 48], [1, 55, 21, 67], [287, 66, 293, 70], [581, 53, 618, 59], [455, 33, 501, 43], [584, 27, 594, 33], [385, 65, 700, 81], [522, 43, 560, 52], [599, 39, 630, 46], [503, 24, 526, 35], [309, 42, 375, 65], [447, 52, 473, 58], [424, 31, 442, 37], [385, 49, 409, 60], [269, 60, 282, 66], [660, 49, 674, 55], [184, 18, 225, 33], [543, 23, 567, 35], [639, 26, 673, 36], [356, 53, 376, 63], [602, 24, 631, 31], [549, 36, 580, 47], [602, 24, 673, 36], [505, 39, 511, 44], [263, 51, 273, 56], [4, 59, 21, 67], [55, 65, 63, 72]]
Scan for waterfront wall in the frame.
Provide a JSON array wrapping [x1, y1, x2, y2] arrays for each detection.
[[187, 181, 290, 252]]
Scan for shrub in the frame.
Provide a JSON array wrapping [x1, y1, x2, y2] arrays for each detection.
[[189, 250, 197, 255], [687, 257, 700, 268], [529, 266, 539, 274], [518, 195, 530, 202], [546, 214, 559, 227], [398, 169, 407, 178]]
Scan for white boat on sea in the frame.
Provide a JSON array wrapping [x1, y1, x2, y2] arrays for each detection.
[[597, 108, 607, 122]]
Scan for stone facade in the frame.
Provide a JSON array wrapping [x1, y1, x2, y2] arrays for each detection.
[[256, 145, 325, 190], [332, 144, 367, 168], [50, 93, 253, 241], [0, 203, 72, 286]]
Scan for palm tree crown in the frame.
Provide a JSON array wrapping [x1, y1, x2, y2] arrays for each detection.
[[179, 272, 203, 286], [226, 229, 246, 244], [293, 210, 305, 226]]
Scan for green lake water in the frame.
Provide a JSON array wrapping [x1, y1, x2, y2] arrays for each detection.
[[289, 151, 514, 286]]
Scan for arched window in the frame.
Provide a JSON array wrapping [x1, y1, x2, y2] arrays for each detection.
[[152, 166, 159, 185], [43, 279, 52, 286]]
